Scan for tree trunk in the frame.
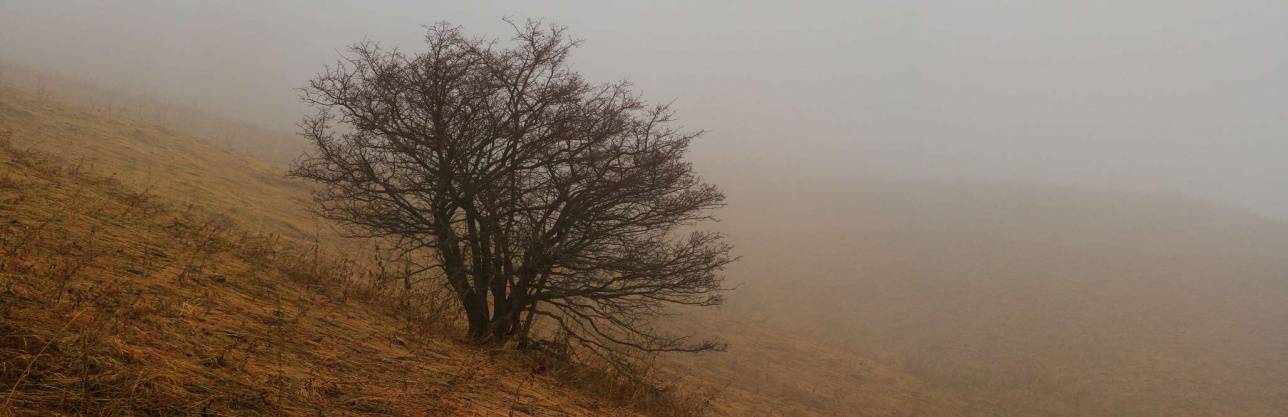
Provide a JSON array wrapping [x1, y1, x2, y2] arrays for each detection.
[[464, 292, 490, 341], [514, 301, 537, 349], [488, 293, 513, 341]]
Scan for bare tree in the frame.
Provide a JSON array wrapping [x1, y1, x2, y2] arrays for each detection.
[[290, 20, 733, 362]]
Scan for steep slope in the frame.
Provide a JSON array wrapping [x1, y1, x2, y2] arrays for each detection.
[[1, 80, 993, 417], [0, 82, 326, 247], [0, 115, 659, 417], [19, 75, 1286, 417], [0, 85, 732, 416]]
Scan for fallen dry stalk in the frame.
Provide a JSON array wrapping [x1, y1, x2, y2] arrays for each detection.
[[2, 310, 84, 412]]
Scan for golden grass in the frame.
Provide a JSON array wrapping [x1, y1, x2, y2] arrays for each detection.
[[0, 95, 715, 416], [0, 79, 322, 247], [0, 76, 1006, 417]]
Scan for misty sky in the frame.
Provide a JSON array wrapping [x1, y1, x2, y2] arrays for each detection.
[[2, 0, 1286, 219]]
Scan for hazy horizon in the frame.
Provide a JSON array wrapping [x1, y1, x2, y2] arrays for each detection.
[[5, 3, 1288, 416], [2, 0, 1285, 220]]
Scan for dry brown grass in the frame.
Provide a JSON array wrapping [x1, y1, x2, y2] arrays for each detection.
[[0, 76, 999, 417], [0, 100, 715, 416]]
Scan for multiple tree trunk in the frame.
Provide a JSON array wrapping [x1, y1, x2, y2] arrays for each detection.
[[290, 20, 732, 361]]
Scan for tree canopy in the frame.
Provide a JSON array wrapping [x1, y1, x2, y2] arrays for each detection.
[[290, 21, 733, 365]]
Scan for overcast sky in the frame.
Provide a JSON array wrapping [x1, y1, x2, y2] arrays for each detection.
[[2, 0, 1286, 219]]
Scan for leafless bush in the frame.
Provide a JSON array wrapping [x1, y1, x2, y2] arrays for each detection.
[[292, 20, 734, 376]]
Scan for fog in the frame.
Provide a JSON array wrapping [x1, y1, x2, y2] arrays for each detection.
[[7, 2, 1288, 416], [2, 0, 1285, 219]]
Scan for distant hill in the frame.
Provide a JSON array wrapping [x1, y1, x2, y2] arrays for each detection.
[[717, 177, 1288, 416]]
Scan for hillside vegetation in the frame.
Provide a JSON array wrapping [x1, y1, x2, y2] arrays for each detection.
[[0, 77, 979, 417], [0, 85, 730, 416], [12, 71, 1286, 417]]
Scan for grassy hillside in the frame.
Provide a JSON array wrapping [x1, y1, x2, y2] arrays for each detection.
[[718, 178, 1288, 416], [0, 84, 740, 416], [16, 73, 1283, 416], [0, 107, 697, 417], [0, 82, 319, 245], [0, 79, 982, 416]]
